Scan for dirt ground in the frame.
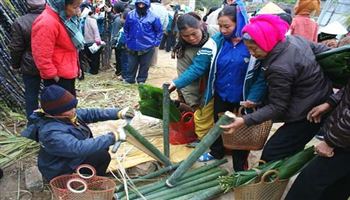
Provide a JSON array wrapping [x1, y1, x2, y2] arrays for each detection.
[[0, 50, 298, 200]]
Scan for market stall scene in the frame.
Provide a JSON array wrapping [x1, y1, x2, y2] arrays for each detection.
[[0, 0, 349, 199]]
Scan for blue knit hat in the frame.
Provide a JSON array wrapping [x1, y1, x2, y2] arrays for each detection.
[[40, 85, 78, 115]]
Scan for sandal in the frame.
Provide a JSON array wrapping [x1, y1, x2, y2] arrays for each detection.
[[198, 152, 215, 162]]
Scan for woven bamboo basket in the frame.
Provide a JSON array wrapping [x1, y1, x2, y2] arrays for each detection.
[[222, 107, 273, 150], [50, 165, 116, 200], [234, 170, 289, 200]]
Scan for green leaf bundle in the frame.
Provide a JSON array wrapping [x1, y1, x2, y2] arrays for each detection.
[[316, 44, 350, 87], [138, 84, 181, 122]]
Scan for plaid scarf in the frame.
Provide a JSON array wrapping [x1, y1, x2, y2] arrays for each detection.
[[172, 25, 209, 59], [47, 0, 85, 50]]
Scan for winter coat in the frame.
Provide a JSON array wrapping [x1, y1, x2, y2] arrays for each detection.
[[124, 0, 163, 51], [10, 5, 44, 76], [150, 2, 169, 31], [243, 36, 333, 126], [174, 33, 267, 107], [21, 108, 120, 181], [32, 5, 79, 80], [177, 46, 203, 107], [84, 15, 101, 44], [290, 15, 318, 42], [111, 14, 123, 45], [322, 80, 350, 150]]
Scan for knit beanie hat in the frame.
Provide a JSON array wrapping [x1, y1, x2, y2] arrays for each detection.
[[242, 14, 289, 53], [40, 85, 78, 116], [294, 0, 320, 16], [27, 0, 46, 8]]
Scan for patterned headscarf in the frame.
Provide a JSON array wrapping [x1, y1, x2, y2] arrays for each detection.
[[47, 0, 85, 50]]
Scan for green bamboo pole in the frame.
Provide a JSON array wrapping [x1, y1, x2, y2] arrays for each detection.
[[143, 168, 223, 197], [162, 83, 170, 158], [115, 162, 181, 192], [166, 111, 236, 187], [117, 159, 227, 199], [124, 124, 172, 166], [118, 167, 222, 200], [138, 177, 225, 200], [171, 185, 224, 200]]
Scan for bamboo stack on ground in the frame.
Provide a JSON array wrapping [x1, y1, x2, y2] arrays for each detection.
[[116, 159, 227, 200], [166, 111, 236, 187], [115, 162, 181, 192]]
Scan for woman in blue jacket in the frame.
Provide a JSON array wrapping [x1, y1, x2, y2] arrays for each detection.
[[22, 85, 134, 181], [169, 4, 267, 171]]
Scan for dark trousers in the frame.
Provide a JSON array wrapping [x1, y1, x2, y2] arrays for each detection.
[[286, 149, 350, 200], [116, 48, 129, 79], [84, 45, 101, 75], [213, 94, 249, 172], [22, 74, 41, 119], [115, 48, 122, 75], [160, 31, 176, 52], [126, 48, 155, 84], [82, 150, 111, 176], [261, 119, 320, 162], [43, 78, 76, 96]]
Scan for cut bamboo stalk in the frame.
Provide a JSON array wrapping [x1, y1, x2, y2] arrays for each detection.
[[124, 124, 172, 166], [171, 185, 224, 200], [166, 111, 236, 187], [162, 83, 170, 158], [141, 168, 223, 197], [115, 162, 181, 192], [146, 168, 225, 196], [118, 167, 222, 199], [117, 159, 227, 199], [138, 177, 225, 200]]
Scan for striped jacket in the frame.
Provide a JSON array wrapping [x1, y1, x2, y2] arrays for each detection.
[[174, 33, 267, 107]]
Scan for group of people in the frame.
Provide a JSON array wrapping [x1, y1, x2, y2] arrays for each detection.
[[166, 0, 350, 199], [7, 0, 350, 198]]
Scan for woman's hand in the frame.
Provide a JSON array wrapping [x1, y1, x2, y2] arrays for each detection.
[[240, 100, 257, 108], [168, 81, 176, 93], [307, 103, 332, 123], [220, 117, 245, 134], [314, 141, 334, 157]]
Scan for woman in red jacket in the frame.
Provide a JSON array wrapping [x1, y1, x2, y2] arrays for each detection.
[[32, 0, 84, 96]]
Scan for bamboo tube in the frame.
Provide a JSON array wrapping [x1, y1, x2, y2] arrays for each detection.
[[162, 83, 170, 158], [118, 168, 222, 200], [124, 124, 172, 166], [115, 162, 181, 192], [171, 185, 224, 200], [146, 169, 226, 196], [166, 111, 236, 187], [138, 178, 225, 200], [117, 159, 227, 199]]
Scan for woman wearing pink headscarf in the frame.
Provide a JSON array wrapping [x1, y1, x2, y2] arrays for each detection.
[[221, 14, 333, 162]]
